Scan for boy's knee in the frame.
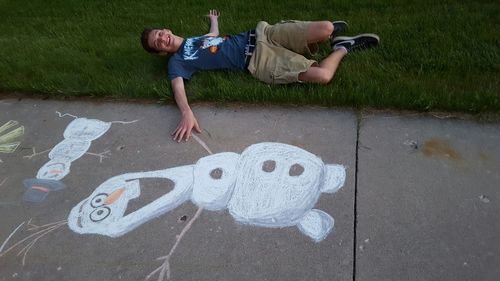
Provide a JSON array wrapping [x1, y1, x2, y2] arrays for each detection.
[[318, 21, 334, 38]]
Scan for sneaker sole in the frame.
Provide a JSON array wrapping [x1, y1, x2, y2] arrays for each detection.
[[332, 20, 348, 25], [332, 33, 380, 44]]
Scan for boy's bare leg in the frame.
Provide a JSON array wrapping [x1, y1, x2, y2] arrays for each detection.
[[298, 21, 347, 84], [300, 23, 379, 84], [305, 21, 334, 44], [298, 48, 347, 84]]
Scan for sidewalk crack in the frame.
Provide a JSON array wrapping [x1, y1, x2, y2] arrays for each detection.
[[353, 110, 362, 281]]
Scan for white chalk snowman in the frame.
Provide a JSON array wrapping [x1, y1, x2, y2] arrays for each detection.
[[68, 143, 345, 242], [23, 118, 112, 202]]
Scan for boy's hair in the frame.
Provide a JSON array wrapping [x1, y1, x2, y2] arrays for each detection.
[[141, 28, 160, 54]]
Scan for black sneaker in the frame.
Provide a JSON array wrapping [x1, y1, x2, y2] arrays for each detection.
[[331, 21, 348, 37], [331, 33, 380, 52]]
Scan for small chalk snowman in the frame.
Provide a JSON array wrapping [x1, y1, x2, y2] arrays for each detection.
[[69, 143, 346, 242], [23, 118, 111, 202]]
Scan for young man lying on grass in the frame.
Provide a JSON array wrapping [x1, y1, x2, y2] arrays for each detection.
[[141, 10, 379, 142]]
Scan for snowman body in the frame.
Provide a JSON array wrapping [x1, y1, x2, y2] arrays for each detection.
[[192, 143, 345, 241]]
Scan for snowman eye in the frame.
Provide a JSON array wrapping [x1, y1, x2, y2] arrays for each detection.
[[262, 160, 276, 173], [90, 206, 110, 222], [210, 168, 223, 179], [91, 193, 108, 207], [289, 163, 304, 176]]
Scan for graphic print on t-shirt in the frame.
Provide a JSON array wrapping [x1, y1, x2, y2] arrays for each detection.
[[183, 36, 225, 60]]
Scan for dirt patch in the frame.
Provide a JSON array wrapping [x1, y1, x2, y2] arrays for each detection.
[[422, 138, 462, 161]]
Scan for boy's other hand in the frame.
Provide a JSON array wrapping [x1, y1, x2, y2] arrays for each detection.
[[206, 9, 220, 21]]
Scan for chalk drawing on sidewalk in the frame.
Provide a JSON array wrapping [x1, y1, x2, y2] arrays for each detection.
[[66, 142, 345, 281], [68, 142, 345, 242], [0, 120, 24, 153], [146, 135, 211, 281], [22, 112, 138, 203], [23, 147, 110, 163], [2, 140, 345, 280], [0, 219, 68, 266]]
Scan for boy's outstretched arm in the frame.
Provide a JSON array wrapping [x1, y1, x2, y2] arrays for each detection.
[[205, 9, 220, 37], [170, 77, 201, 142]]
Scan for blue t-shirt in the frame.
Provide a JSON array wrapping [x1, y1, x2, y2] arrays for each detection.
[[168, 31, 249, 81]]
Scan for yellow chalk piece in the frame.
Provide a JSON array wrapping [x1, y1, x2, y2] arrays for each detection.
[[0, 120, 19, 135], [0, 126, 24, 144], [0, 142, 20, 153]]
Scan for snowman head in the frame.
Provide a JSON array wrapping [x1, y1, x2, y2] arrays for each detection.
[[37, 160, 71, 180], [68, 177, 140, 237]]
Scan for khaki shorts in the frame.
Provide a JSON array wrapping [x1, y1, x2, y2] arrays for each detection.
[[247, 20, 318, 84]]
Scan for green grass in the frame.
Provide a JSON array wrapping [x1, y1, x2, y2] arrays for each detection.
[[0, 0, 499, 112]]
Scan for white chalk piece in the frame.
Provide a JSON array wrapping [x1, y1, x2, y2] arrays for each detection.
[[68, 142, 346, 242]]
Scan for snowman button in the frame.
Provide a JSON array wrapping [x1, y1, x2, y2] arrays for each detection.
[[262, 160, 276, 172], [210, 168, 223, 180], [289, 163, 304, 176]]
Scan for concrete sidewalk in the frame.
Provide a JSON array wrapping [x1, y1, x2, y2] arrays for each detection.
[[0, 98, 498, 281]]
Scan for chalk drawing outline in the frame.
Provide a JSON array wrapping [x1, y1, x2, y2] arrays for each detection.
[[65, 141, 345, 280], [0, 120, 24, 153], [146, 133, 211, 281], [0, 219, 68, 266], [1, 134, 205, 274], [22, 112, 138, 202], [2, 116, 345, 281], [68, 142, 345, 241], [24, 147, 111, 163]]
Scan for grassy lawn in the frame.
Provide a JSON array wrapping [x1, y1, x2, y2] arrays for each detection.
[[0, 0, 498, 113]]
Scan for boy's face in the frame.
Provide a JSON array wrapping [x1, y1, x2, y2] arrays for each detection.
[[147, 29, 177, 54]]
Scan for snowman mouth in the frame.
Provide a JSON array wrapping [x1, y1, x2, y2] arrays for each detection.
[[123, 178, 176, 216], [76, 199, 88, 228]]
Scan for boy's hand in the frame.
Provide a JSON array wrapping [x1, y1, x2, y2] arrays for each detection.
[[172, 110, 201, 142], [206, 9, 220, 21]]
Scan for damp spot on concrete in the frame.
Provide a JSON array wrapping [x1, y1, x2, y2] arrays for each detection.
[[478, 152, 490, 161], [422, 138, 462, 161]]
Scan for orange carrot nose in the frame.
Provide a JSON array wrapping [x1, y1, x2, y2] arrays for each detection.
[[104, 188, 125, 205]]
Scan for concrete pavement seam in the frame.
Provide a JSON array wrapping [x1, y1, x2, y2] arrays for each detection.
[[352, 111, 362, 281]]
